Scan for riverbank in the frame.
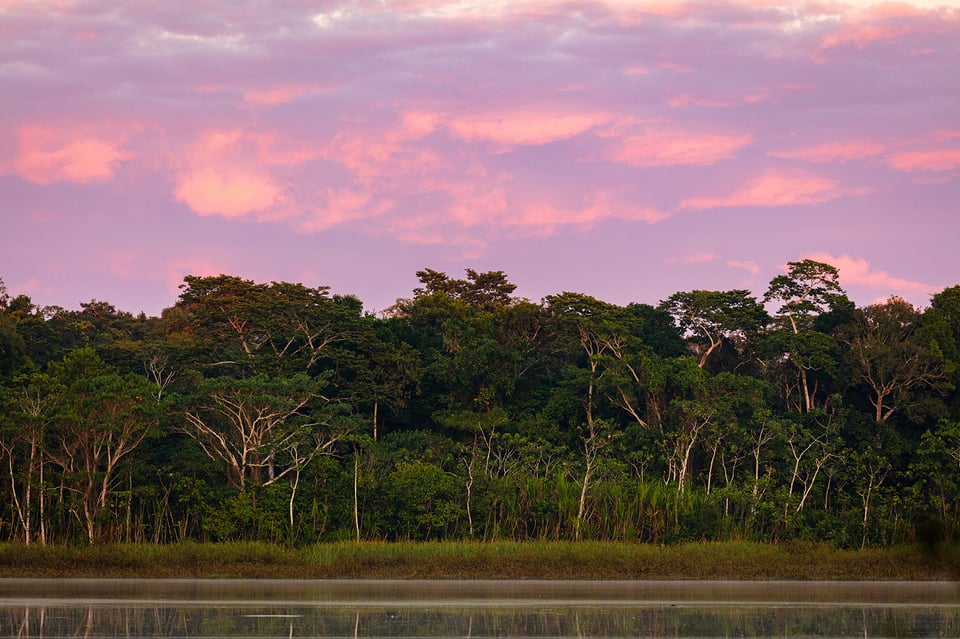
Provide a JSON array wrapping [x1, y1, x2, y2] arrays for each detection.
[[0, 541, 957, 580]]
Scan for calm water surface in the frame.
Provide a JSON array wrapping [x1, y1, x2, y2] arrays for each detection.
[[1, 579, 958, 638]]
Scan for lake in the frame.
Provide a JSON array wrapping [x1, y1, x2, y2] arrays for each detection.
[[1, 579, 958, 637]]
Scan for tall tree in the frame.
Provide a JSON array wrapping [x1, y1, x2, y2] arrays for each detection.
[[764, 260, 849, 413], [46, 349, 155, 544], [0, 371, 61, 544], [407, 268, 518, 312], [839, 297, 946, 423], [922, 286, 960, 418], [660, 289, 768, 369], [181, 373, 347, 492], [179, 373, 356, 531], [176, 275, 362, 374], [544, 292, 627, 539]]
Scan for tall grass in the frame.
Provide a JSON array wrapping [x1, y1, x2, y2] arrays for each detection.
[[0, 541, 957, 580]]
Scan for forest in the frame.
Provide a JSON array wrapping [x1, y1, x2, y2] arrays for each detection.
[[0, 260, 958, 548]]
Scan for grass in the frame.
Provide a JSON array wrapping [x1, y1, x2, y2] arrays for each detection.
[[0, 540, 957, 580]]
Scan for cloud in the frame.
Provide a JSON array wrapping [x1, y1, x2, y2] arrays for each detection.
[[174, 130, 291, 218], [666, 252, 718, 265], [507, 191, 665, 235], [609, 129, 752, 167], [887, 148, 960, 172], [680, 169, 844, 210], [172, 129, 325, 218], [668, 90, 772, 109], [819, 22, 912, 50], [768, 140, 884, 163], [242, 85, 327, 106], [11, 125, 131, 184], [324, 118, 445, 180], [805, 252, 939, 296], [728, 259, 760, 275], [299, 188, 394, 232], [174, 167, 283, 218], [7, 276, 42, 298], [442, 110, 612, 147], [437, 179, 510, 228]]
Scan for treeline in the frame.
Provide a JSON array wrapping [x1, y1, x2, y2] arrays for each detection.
[[0, 261, 958, 547]]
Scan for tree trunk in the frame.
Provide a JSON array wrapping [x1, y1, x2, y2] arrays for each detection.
[[353, 451, 361, 542], [38, 458, 46, 546], [576, 456, 592, 542]]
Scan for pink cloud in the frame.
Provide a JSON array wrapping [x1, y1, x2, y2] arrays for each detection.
[[324, 116, 446, 179], [819, 22, 911, 50], [601, 0, 692, 24], [666, 252, 717, 265], [610, 129, 752, 167], [507, 191, 665, 236], [174, 167, 283, 218], [174, 129, 289, 218], [728, 260, 760, 275], [380, 213, 449, 246], [440, 181, 510, 228], [11, 125, 131, 184], [668, 91, 771, 109], [402, 111, 443, 137], [8, 276, 42, 298], [243, 85, 327, 106], [861, 2, 926, 19], [668, 95, 734, 108], [887, 148, 960, 172], [680, 169, 843, 210], [768, 140, 884, 163], [805, 252, 938, 295], [444, 110, 611, 146], [249, 133, 322, 167], [299, 188, 394, 232]]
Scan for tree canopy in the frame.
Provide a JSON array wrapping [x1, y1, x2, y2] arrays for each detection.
[[1, 266, 958, 547]]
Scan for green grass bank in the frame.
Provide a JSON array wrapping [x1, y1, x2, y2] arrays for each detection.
[[1, 541, 958, 580]]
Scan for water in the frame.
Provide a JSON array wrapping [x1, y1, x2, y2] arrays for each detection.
[[1, 579, 958, 637]]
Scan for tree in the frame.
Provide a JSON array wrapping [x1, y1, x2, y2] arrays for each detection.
[[765, 260, 847, 334], [181, 374, 346, 491], [45, 349, 155, 544], [176, 275, 362, 374], [839, 297, 946, 423], [0, 370, 61, 544], [659, 290, 768, 369], [342, 316, 422, 442], [910, 420, 960, 542], [543, 293, 626, 539], [0, 313, 27, 377], [179, 373, 354, 531], [406, 268, 518, 312], [395, 271, 534, 435], [922, 286, 960, 418], [764, 260, 849, 413]]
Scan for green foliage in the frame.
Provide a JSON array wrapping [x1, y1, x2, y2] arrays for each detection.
[[1, 266, 959, 548], [383, 461, 462, 540], [660, 289, 768, 369]]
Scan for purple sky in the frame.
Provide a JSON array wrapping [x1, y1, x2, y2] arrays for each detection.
[[2, 1, 958, 316]]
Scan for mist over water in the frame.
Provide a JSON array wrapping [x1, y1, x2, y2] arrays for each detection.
[[1, 580, 958, 638]]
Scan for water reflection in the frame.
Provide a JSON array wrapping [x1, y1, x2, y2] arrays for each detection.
[[1, 580, 958, 638]]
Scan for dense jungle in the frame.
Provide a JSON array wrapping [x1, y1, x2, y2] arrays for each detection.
[[1, 260, 958, 548]]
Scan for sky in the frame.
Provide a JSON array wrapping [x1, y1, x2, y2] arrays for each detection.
[[2, 0, 958, 317]]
